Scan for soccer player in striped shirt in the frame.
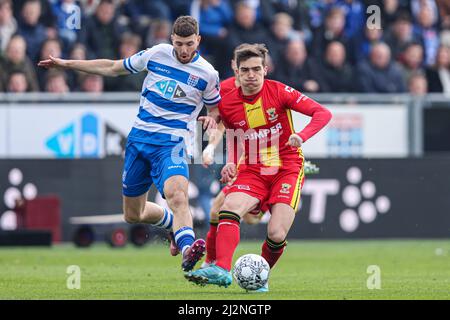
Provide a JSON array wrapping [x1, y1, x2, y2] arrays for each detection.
[[186, 44, 332, 291], [38, 16, 220, 272]]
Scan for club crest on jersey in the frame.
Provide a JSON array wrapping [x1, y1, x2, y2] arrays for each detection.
[[266, 107, 278, 122], [187, 74, 199, 87], [280, 183, 291, 194]]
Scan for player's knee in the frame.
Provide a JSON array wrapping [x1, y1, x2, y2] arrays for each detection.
[[220, 200, 243, 215], [124, 215, 140, 224], [210, 210, 219, 221], [123, 208, 141, 224], [210, 197, 223, 218], [267, 228, 287, 243], [165, 189, 188, 208]]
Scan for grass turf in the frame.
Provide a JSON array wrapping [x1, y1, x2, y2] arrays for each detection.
[[0, 240, 449, 300]]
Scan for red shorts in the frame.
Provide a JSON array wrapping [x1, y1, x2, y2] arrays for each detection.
[[222, 182, 269, 214], [226, 163, 305, 212]]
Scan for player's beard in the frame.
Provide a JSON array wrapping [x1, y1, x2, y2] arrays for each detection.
[[175, 50, 195, 64]]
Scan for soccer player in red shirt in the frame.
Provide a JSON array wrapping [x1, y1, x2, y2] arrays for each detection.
[[201, 44, 268, 268], [185, 44, 332, 291]]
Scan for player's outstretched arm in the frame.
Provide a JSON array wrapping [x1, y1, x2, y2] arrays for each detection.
[[37, 55, 129, 77]]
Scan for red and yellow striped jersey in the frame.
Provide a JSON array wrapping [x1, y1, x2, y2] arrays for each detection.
[[219, 79, 331, 168]]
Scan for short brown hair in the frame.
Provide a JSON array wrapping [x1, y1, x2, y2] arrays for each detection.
[[235, 43, 268, 67], [172, 16, 199, 37]]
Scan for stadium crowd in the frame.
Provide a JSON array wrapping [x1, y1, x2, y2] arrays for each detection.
[[0, 0, 449, 95]]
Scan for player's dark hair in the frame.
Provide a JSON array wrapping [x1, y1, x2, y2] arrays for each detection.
[[172, 16, 199, 37], [233, 43, 251, 60], [235, 43, 268, 68]]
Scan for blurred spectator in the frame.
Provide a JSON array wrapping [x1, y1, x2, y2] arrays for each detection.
[[380, 0, 411, 28], [190, 0, 233, 76], [168, 0, 193, 18], [307, 0, 333, 31], [145, 19, 171, 48], [0, 34, 39, 91], [6, 70, 29, 93], [80, 73, 103, 93], [408, 70, 428, 96], [357, 42, 407, 93], [274, 39, 324, 93], [191, 0, 232, 38], [121, 0, 171, 24], [106, 32, 145, 92], [410, 0, 439, 24], [50, 0, 84, 55], [119, 0, 170, 37], [385, 13, 421, 61], [66, 42, 87, 90], [414, 4, 440, 66], [45, 69, 69, 93], [226, 1, 269, 77], [425, 45, 450, 93], [441, 29, 450, 48], [230, 0, 275, 28], [78, 0, 100, 16], [311, 7, 350, 58], [13, 0, 56, 27], [320, 41, 356, 92], [334, 0, 366, 40], [436, 0, 450, 29], [269, 0, 310, 34], [350, 26, 384, 63], [17, 0, 48, 62], [399, 42, 425, 85], [79, 0, 125, 59], [0, 0, 17, 54], [267, 12, 298, 63], [37, 38, 63, 90]]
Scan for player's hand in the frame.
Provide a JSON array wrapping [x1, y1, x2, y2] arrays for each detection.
[[202, 144, 215, 168], [198, 116, 218, 131], [37, 55, 68, 69], [286, 134, 303, 148], [220, 163, 237, 183]]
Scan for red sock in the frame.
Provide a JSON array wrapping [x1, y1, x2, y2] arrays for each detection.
[[261, 237, 286, 269], [215, 211, 241, 271], [205, 222, 218, 263]]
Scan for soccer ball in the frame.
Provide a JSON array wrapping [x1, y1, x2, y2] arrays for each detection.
[[232, 254, 270, 291]]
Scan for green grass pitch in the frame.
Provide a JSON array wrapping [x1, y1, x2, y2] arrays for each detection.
[[1, 240, 449, 300]]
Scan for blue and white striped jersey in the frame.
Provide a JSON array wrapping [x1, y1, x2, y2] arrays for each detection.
[[122, 43, 221, 155]]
